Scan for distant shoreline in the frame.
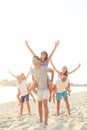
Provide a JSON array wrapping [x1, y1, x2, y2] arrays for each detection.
[[70, 83, 87, 87], [0, 79, 32, 86], [0, 79, 87, 87]]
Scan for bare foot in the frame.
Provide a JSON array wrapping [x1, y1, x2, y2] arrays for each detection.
[[49, 96, 51, 102], [44, 122, 48, 125], [53, 98, 55, 103], [40, 118, 43, 123]]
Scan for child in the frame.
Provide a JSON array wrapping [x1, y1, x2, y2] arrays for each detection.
[[18, 77, 36, 115], [50, 59, 81, 101], [9, 68, 31, 105], [52, 74, 70, 116], [9, 70, 36, 115], [50, 60, 81, 78], [9, 70, 22, 104]]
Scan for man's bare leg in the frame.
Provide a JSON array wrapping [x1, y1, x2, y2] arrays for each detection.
[[38, 101, 43, 122], [43, 99, 48, 125]]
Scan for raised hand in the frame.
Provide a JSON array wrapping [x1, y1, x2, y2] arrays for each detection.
[[78, 63, 81, 68], [25, 40, 29, 46], [55, 40, 61, 47]]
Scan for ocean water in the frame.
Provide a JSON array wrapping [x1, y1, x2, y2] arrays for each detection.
[[0, 86, 87, 103]]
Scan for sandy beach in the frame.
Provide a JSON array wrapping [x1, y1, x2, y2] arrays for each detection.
[[0, 91, 87, 130]]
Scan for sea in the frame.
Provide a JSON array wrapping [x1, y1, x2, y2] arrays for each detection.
[[0, 86, 87, 103]]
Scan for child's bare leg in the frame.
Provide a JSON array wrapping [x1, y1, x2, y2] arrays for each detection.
[[32, 88, 37, 95], [51, 93, 55, 103], [17, 93, 20, 105], [20, 103, 24, 115], [51, 86, 56, 103], [47, 79, 52, 102], [57, 100, 60, 116], [26, 102, 31, 115], [68, 92, 70, 96], [64, 98, 70, 115], [53, 95, 55, 103]]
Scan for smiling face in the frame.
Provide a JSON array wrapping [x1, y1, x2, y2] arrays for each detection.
[[40, 51, 48, 61], [61, 74, 67, 82], [21, 73, 26, 80], [17, 75, 22, 83], [32, 56, 40, 66], [40, 53, 47, 61]]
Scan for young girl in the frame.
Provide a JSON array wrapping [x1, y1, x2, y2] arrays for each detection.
[[52, 74, 71, 116], [50, 59, 81, 101], [9, 70, 36, 115], [18, 74, 36, 115], [25, 40, 60, 101], [9, 68, 31, 104]]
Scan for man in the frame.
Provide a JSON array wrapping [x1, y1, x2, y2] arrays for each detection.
[[30, 55, 54, 125]]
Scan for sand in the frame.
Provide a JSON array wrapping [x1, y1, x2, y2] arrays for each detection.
[[0, 91, 87, 130]]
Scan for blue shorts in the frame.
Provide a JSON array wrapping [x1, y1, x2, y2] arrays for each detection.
[[56, 91, 68, 101], [21, 94, 29, 103]]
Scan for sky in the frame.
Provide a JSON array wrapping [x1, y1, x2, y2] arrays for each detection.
[[0, 0, 87, 84]]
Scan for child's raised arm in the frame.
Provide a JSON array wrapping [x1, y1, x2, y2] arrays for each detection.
[[25, 40, 36, 56], [50, 59, 61, 75], [68, 63, 81, 74], [48, 40, 60, 61], [9, 70, 17, 78], [25, 67, 32, 79], [27, 87, 36, 102]]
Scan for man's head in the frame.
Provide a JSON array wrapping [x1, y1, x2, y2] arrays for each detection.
[[32, 55, 40, 66]]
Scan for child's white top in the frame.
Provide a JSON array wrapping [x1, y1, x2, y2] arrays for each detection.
[[18, 80, 29, 96], [54, 78, 70, 93]]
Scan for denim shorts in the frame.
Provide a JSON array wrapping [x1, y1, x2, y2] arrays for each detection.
[[56, 91, 68, 100], [21, 94, 29, 102]]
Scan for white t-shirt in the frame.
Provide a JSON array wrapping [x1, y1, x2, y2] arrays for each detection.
[[54, 78, 70, 93], [30, 66, 50, 91], [18, 80, 29, 96]]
